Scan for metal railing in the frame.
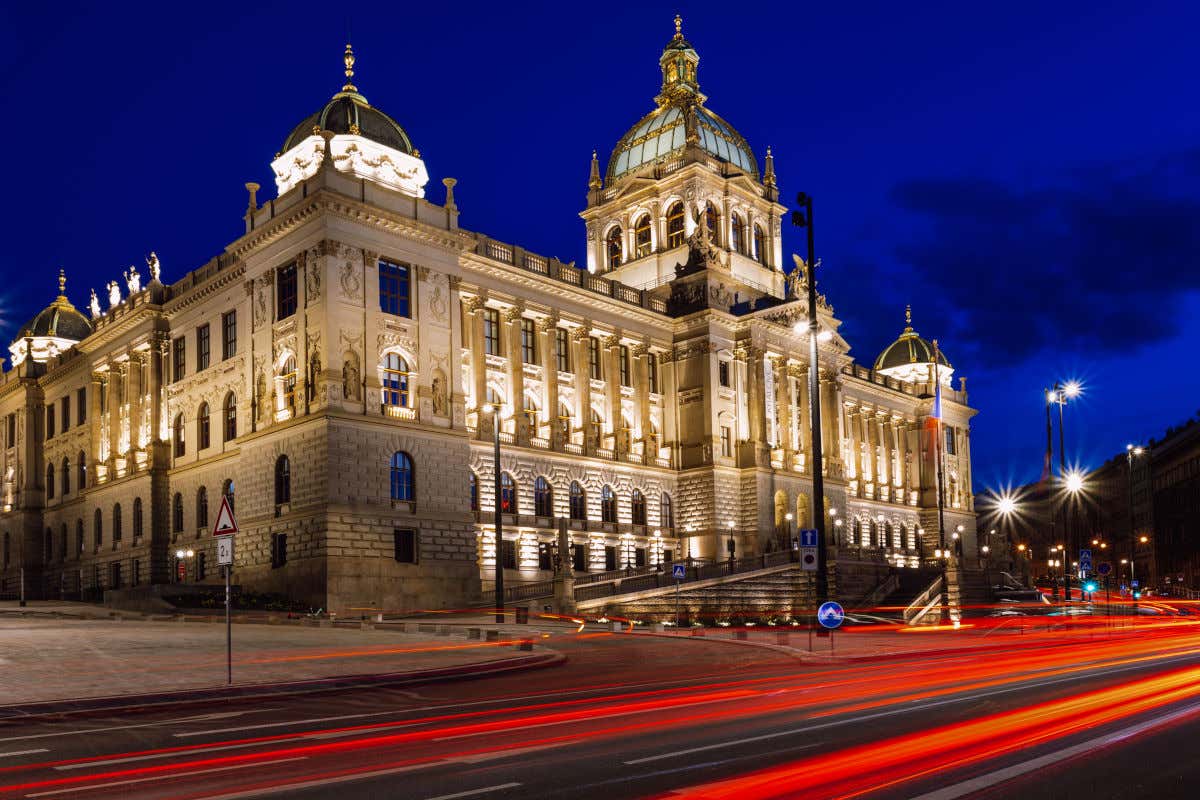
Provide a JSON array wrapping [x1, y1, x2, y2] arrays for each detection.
[[904, 575, 944, 625]]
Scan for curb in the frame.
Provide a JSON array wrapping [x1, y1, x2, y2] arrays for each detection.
[[0, 650, 565, 721]]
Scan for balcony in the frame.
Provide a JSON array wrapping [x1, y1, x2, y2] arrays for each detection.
[[383, 405, 417, 421]]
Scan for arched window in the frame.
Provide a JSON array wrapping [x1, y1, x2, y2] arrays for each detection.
[[660, 493, 674, 529], [469, 472, 479, 512], [534, 476, 553, 517], [631, 489, 647, 526], [753, 224, 767, 266], [569, 481, 587, 520], [46, 463, 55, 499], [280, 356, 297, 413], [94, 508, 103, 550], [885, 521, 895, 549], [75, 519, 83, 557], [666, 202, 686, 248], [61, 457, 70, 495], [390, 451, 414, 502], [499, 472, 516, 514], [869, 519, 879, 547], [196, 487, 209, 529], [222, 479, 234, 515], [605, 227, 623, 270], [173, 413, 185, 458], [172, 493, 184, 533], [274, 455, 291, 505], [133, 497, 143, 539], [899, 523, 909, 550], [382, 353, 410, 407], [601, 485, 617, 523], [730, 212, 744, 254], [703, 202, 719, 244], [485, 386, 504, 408], [78, 451, 87, 490], [112, 503, 123, 544], [633, 214, 653, 258], [197, 402, 211, 450], [223, 393, 237, 442], [851, 517, 862, 547], [557, 402, 573, 435]]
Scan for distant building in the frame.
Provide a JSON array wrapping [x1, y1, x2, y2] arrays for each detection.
[[0, 21, 978, 611]]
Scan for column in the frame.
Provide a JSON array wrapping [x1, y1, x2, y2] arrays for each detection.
[[793, 364, 809, 470], [634, 343, 652, 463], [129, 352, 144, 455], [538, 315, 560, 447], [106, 362, 119, 470], [773, 357, 791, 465], [505, 304, 526, 442], [466, 296, 488, 435], [573, 324, 592, 454], [604, 333, 621, 455], [743, 347, 764, 463], [88, 371, 104, 487]]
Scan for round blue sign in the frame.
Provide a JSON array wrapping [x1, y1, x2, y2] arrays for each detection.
[[1097, 562, 1112, 576], [817, 601, 845, 629]]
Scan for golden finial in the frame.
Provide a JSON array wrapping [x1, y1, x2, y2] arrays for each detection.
[[905, 304, 912, 329], [588, 150, 602, 190], [58, 268, 67, 295], [674, 14, 682, 37], [342, 43, 357, 92]]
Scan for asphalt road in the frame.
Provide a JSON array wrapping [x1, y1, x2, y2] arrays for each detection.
[[2, 623, 1199, 800]]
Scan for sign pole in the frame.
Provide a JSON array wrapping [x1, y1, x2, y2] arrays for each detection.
[[225, 564, 232, 685], [212, 494, 239, 687], [675, 577, 681, 629]]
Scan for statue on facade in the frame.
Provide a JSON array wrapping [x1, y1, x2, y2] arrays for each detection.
[[431, 370, 448, 416], [89, 289, 102, 319], [342, 354, 362, 401], [146, 251, 162, 283], [106, 280, 121, 310], [124, 264, 141, 295]]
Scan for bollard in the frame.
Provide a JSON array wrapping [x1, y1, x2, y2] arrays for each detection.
[[467, 627, 482, 640]]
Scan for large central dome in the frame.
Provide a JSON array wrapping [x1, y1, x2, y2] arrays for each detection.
[[606, 17, 758, 185]]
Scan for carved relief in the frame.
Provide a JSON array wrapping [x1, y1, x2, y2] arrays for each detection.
[[342, 351, 362, 401], [427, 270, 448, 324], [339, 258, 361, 300], [254, 284, 268, 329], [305, 252, 322, 301]]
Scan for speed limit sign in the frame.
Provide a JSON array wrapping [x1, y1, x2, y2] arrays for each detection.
[[217, 536, 234, 566]]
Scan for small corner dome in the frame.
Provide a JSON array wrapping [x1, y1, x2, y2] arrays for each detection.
[[280, 92, 414, 156], [873, 306, 953, 383], [8, 271, 92, 368]]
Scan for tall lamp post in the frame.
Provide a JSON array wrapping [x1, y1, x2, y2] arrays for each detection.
[[791, 192, 829, 605], [1046, 381, 1081, 601], [484, 404, 504, 623], [1125, 444, 1146, 602]]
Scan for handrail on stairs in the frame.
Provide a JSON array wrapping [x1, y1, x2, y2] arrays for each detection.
[[904, 575, 944, 625], [854, 572, 900, 610]]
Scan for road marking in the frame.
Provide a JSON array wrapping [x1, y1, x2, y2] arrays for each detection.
[[906, 700, 1200, 800], [624, 652, 1200, 765], [423, 783, 521, 800], [0, 750, 48, 759], [0, 711, 270, 744], [53, 739, 293, 769], [24, 757, 306, 798]]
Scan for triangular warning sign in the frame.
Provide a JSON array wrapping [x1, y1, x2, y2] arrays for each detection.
[[212, 495, 238, 536]]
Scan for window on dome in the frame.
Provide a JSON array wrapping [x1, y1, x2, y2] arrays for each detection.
[[606, 227, 623, 270], [634, 215, 653, 258], [731, 213, 744, 254], [666, 203, 686, 248], [753, 224, 767, 266], [704, 202, 719, 245]]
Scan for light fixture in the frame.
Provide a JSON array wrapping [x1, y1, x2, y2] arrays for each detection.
[[1062, 380, 1082, 399], [1017, 543, 1026, 551], [1064, 470, 1085, 494], [816, 329, 834, 343], [784, 513, 793, 522], [981, 545, 989, 554]]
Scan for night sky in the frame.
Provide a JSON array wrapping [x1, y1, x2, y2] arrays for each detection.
[[3, 1, 1198, 494]]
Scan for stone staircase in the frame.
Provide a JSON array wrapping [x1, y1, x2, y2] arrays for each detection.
[[954, 567, 994, 617]]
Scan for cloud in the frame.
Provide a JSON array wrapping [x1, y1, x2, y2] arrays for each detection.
[[883, 148, 1200, 363]]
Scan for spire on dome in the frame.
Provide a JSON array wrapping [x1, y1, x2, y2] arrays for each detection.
[[657, 14, 701, 105], [674, 14, 682, 37], [342, 43, 357, 92], [764, 146, 776, 187], [588, 150, 602, 190], [904, 304, 913, 332], [57, 268, 67, 297]]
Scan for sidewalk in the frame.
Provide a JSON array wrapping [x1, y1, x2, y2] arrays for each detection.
[[0, 602, 562, 711]]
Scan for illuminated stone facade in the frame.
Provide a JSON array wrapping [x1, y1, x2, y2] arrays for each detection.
[[0, 25, 977, 611]]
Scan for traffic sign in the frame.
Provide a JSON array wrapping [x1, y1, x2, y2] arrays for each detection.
[[799, 529, 819, 548], [800, 547, 818, 571], [817, 601, 845, 629], [1079, 548, 1093, 572], [212, 495, 238, 537], [1097, 562, 1112, 576], [672, 563, 686, 580], [1132, 580, 1140, 588], [217, 536, 234, 566]]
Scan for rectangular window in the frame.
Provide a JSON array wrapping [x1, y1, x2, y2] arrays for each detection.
[[635, 547, 647, 567], [538, 543, 553, 571], [555, 329, 570, 373], [604, 545, 617, 571], [483, 308, 500, 356], [718, 360, 730, 388], [77, 388, 86, 425], [5, 413, 13, 447], [172, 337, 186, 383], [588, 337, 602, 380], [61, 396, 70, 433], [221, 310, 237, 359], [379, 260, 411, 317], [271, 532, 288, 568], [501, 539, 517, 570], [394, 528, 418, 563], [721, 426, 733, 457], [619, 345, 631, 387], [196, 324, 211, 372], [648, 352, 659, 393], [944, 425, 957, 455], [571, 543, 587, 573], [277, 263, 298, 320], [46, 405, 55, 439], [520, 318, 537, 364]]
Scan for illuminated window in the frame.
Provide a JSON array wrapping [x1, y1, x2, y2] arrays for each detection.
[[500, 472, 517, 514], [606, 227, 623, 270], [555, 328, 570, 372], [276, 263, 297, 320], [666, 202, 686, 248], [172, 337, 186, 383], [222, 310, 237, 359], [647, 352, 659, 393], [379, 260, 412, 317], [589, 337, 602, 380], [523, 395, 538, 432], [173, 413, 185, 458], [753, 224, 767, 266], [520, 318, 537, 364], [619, 345, 631, 387], [731, 213, 744, 254], [569, 481, 587, 520], [601, 485, 617, 523], [382, 353, 410, 407], [661, 493, 674, 529], [197, 402, 210, 450], [197, 323, 210, 372], [483, 309, 500, 356], [534, 476, 553, 517], [280, 356, 297, 413], [631, 489, 647, 526], [469, 472, 479, 512], [634, 215, 652, 258], [390, 451, 414, 502], [704, 202, 719, 244], [720, 426, 732, 457], [223, 393, 237, 442]]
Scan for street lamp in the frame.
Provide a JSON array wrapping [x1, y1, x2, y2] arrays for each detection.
[[483, 403, 504, 623], [784, 512, 794, 554], [174, 548, 195, 583], [1046, 380, 1083, 603], [1126, 444, 1148, 601], [791, 191, 829, 606], [726, 519, 736, 565]]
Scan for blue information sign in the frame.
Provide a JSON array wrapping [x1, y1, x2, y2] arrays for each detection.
[[800, 529, 819, 548], [1079, 548, 1093, 573], [817, 601, 845, 630], [672, 564, 686, 580]]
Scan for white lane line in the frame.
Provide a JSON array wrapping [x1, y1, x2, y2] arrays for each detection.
[[24, 757, 306, 798], [53, 739, 293, 770], [424, 783, 521, 800], [435, 695, 743, 741], [907, 700, 1200, 800], [0, 749, 48, 759], [624, 652, 1200, 765], [0, 711, 270, 744]]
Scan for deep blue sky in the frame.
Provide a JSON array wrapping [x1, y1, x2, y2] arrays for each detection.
[[3, 1, 1199, 493]]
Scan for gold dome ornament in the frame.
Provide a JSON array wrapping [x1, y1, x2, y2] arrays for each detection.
[[342, 43, 357, 92]]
